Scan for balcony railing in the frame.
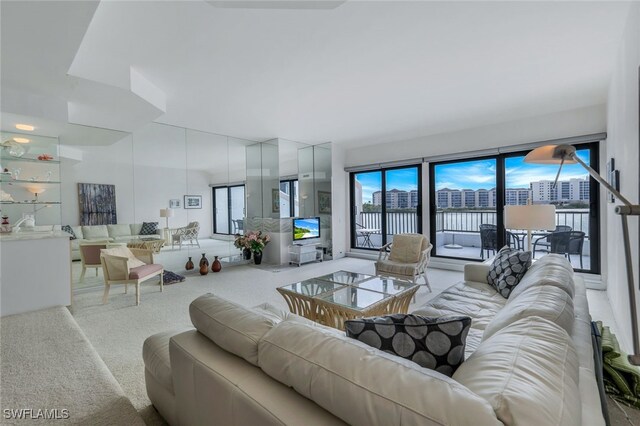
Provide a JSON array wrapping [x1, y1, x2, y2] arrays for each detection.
[[358, 209, 590, 237]]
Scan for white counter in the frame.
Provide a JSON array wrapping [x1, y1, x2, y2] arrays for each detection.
[[0, 232, 72, 316]]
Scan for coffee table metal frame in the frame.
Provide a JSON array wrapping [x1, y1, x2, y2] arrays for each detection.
[[277, 271, 419, 330]]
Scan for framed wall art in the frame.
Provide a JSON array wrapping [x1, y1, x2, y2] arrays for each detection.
[[184, 195, 202, 209]]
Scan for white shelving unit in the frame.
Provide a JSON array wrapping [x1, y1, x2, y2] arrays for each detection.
[[288, 243, 323, 267]]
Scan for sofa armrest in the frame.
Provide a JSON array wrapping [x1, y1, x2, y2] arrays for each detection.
[[464, 263, 490, 283]]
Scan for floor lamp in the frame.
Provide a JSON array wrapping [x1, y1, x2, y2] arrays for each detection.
[[525, 144, 640, 365], [504, 203, 556, 253], [160, 208, 174, 244]]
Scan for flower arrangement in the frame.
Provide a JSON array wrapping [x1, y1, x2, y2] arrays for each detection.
[[234, 231, 271, 253]]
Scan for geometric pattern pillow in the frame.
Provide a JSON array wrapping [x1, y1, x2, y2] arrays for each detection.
[[487, 246, 532, 298], [139, 222, 158, 235], [61, 225, 77, 240], [345, 314, 471, 377]]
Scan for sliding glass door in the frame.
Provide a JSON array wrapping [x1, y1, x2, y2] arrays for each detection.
[[350, 165, 421, 250], [213, 185, 245, 235], [429, 143, 599, 273]]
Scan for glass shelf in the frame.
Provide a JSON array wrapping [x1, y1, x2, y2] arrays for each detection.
[[0, 201, 61, 205], [0, 156, 60, 164], [1, 179, 61, 184]]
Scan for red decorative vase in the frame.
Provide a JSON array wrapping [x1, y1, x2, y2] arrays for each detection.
[[185, 257, 194, 270], [199, 263, 209, 276], [212, 256, 222, 273]]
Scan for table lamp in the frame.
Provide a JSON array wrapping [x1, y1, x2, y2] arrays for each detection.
[[504, 203, 556, 253], [160, 208, 174, 229], [525, 144, 640, 364]]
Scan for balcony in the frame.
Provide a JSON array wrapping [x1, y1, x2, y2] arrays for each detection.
[[356, 209, 591, 270]]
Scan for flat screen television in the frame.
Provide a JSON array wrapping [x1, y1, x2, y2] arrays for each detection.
[[293, 217, 321, 242]]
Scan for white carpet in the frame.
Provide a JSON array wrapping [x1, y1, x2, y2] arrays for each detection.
[[70, 257, 463, 425], [1, 307, 144, 425]]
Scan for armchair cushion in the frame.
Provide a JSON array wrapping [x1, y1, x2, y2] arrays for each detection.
[[140, 222, 159, 235], [101, 246, 145, 269], [375, 259, 419, 277], [389, 234, 425, 263], [130, 264, 163, 279]]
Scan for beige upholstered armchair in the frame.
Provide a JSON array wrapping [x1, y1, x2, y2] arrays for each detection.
[[100, 246, 164, 306], [375, 233, 433, 291], [171, 221, 200, 249]]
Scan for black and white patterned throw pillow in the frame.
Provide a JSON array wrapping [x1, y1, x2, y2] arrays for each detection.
[[345, 314, 471, 376], [61, 225, 76, 240], [487, 246, 532, 298], [139, 222, 158, 235]]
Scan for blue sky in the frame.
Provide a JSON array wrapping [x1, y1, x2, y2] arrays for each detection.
[[436, 150, 590, 191], [355, 150, 590, 202], [356, 168, 418, 203]]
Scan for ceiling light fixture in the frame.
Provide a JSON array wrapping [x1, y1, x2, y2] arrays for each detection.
[[13, 137, 30, 144], [15, 124, 35, 131]]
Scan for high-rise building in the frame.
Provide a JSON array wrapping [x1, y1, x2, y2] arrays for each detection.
[[372, 189, 419, 209], [530, 177, 589, 203]]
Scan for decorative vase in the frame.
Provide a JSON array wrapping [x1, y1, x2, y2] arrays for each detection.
[[199, 263, 209, 276], [199, 253, 209, 268], [253, 251, 262, 265], [242, 248, 252, 260], [212, 256, 222, 273], [185, 257, 194, 270]]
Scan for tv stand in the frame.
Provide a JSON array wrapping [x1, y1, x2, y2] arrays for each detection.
[[288, 243, 323, 267]]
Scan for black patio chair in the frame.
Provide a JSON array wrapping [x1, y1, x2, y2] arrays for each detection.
[[532, 225, 572, 258], [479, 224, 521, 260]]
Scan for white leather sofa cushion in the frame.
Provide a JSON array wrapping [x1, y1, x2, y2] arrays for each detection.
[[259, 319, 501, 426], [453, 316, 581, 426], [507, 260, 575, 300], [464, 263, 491, 283], [189, 294, 281, 366], [108, 224, 133, 238], [483, 285, 574, 340], [82, 225, 110, 240], [130, 223, 143, 235], [412, 281, 506, 331], [71, 225, 83, 239]]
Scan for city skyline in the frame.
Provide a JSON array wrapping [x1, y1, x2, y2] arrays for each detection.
[[354, 150, 590, 204]]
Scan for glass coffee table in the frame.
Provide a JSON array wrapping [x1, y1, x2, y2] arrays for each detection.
[[277, 270, 419, 330]]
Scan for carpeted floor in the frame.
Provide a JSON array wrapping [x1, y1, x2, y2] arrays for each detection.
[[70, 257, 461, 425]]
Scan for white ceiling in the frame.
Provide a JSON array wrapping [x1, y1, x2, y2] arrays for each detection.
[[0, 1, 633, 147]]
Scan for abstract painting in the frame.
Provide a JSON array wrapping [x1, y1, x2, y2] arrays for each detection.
[[78, 183, 117, 225]]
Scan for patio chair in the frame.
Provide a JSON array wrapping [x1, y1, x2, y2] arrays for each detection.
[[232, 219, 244, 234], [355, 222, 379, 248], [532, 225, 573, 259], [479, 224, 521, 259], [172, 221, 200, 249], [100, 246, 163, 306], [78, 240, 109, 281], [536, 230, 585, 268], [375, 233, 433, 292]]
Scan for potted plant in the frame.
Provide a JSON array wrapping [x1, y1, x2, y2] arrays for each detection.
[[234, 234, 251, 260], [245, 231, 271, 265]]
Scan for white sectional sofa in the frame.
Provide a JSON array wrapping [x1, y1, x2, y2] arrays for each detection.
[[143, 254, 604, 426], [53, 224, 162, 260]]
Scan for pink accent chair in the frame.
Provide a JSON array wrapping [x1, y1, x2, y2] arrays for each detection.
[[100, 246, 164, 306], [79, 241, 110, 281]]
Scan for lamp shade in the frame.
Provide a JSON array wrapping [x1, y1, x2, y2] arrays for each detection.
[[524, 145, 578, 165], [504, 204, 556, 230], [160, 208, 174, 218]]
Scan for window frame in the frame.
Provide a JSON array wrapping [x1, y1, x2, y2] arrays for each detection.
[[212, 184, 245, 235], [349, 164, 422, 251], [428, 142, 600, 274]]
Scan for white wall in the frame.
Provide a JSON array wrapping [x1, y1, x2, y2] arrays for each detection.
[[345, 104, 606, 167], [605, 2, 640, 353], [331, 143, 347, 259], [60, 135, 136, 225]]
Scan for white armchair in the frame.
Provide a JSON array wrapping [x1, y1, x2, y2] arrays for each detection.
[[171, 221, 200, 249], [100, 246, 164, 306], [374, 233, 433, 291]]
